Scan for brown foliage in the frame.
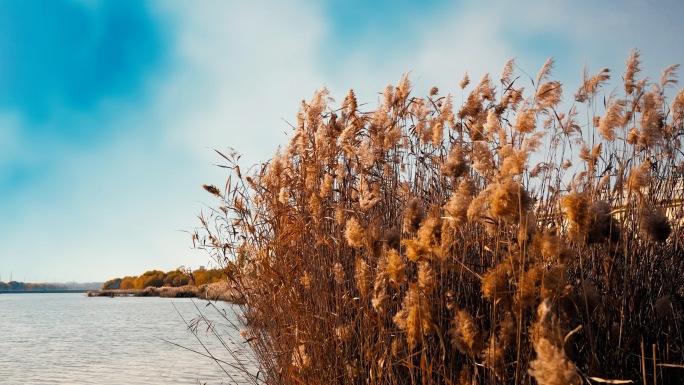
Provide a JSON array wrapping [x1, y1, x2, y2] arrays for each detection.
[[198, 51, 684, 384], [101, 268, 224, 290]]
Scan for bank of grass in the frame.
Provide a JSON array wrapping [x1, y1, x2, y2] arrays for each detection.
[[198, 50, 684, 384]]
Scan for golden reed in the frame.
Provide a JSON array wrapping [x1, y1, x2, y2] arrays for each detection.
[[197, 49, 684, 384]]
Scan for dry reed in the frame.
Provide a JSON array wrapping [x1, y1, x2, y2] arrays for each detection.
[[196, 50, 684, 384]]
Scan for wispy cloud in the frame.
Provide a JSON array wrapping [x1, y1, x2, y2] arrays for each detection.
[[1, 0, 683, 282]]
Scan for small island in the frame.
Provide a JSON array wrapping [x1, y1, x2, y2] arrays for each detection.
[[87, 267, 242, 303]]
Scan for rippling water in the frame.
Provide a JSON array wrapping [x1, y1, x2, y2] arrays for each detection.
[[0, 293, 259, 384]]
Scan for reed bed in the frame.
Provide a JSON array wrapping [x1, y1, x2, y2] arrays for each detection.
[[196, 50, 684, 384]]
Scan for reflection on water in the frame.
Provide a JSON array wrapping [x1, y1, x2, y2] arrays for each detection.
[[0, 293, 258, 384]]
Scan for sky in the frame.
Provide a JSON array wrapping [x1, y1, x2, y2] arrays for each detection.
[[1, 0, 683, 283]]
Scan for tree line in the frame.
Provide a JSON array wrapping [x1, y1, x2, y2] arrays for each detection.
[[0, 281, 68, 291], [101, 267, 226, 290]]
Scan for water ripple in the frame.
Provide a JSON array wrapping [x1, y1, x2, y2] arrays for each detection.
[[0, 293, 258, 384]]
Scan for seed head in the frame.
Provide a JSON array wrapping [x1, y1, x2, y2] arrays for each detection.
[[345, 218, 365, 248], [641, 207, 671, 242], [450, 309, 482, 356], [203, 184, 222, 198]]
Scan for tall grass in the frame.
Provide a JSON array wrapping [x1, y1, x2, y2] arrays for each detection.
[[197, 50, 684, 384]]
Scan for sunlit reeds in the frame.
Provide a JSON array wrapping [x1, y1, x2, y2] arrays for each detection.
[[197, 49, 684, 384]]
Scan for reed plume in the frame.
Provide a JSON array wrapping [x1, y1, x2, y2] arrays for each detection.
[[197, 50, 684, 384]]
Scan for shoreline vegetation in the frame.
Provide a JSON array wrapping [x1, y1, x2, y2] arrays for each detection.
[[197, 50, 684, 384], [0, 281, 101, 291], [0, 281, 68, 291], [87, 281, 244, 303], [94, 267, 244, 303], [100, 267, 226, 290]]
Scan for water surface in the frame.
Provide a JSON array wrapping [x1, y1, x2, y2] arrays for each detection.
[[0, 293, 258, 384]]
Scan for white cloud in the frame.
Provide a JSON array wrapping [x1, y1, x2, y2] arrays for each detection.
[[3, 0, 684, 283], [0, 112, 28, 174], [153, 0, 328, 166], [1, 0, 330, 282], [307, 2, 516, 106]]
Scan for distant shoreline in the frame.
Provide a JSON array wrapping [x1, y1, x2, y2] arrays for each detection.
[[86, 281, 244, 303], [0, 290, 88, 294]]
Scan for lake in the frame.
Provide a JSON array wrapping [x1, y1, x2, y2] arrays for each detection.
[[0, 293, 259, 384]]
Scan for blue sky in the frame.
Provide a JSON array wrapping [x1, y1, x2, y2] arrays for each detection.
[[1, 0, 683, 283]]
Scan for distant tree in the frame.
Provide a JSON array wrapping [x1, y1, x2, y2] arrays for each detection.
[[8, 281, 25, 290], [120, 276, 136, 290], [134, 270, 165, 289], [192, 268, 226, 285], [43, 283, 66, 291], [163, 269, 190, 287], [0, 282, 8, 290], [102, 278, 122, 290]]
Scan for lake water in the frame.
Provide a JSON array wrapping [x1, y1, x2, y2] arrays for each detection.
[[0, 293, 259, 384]]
